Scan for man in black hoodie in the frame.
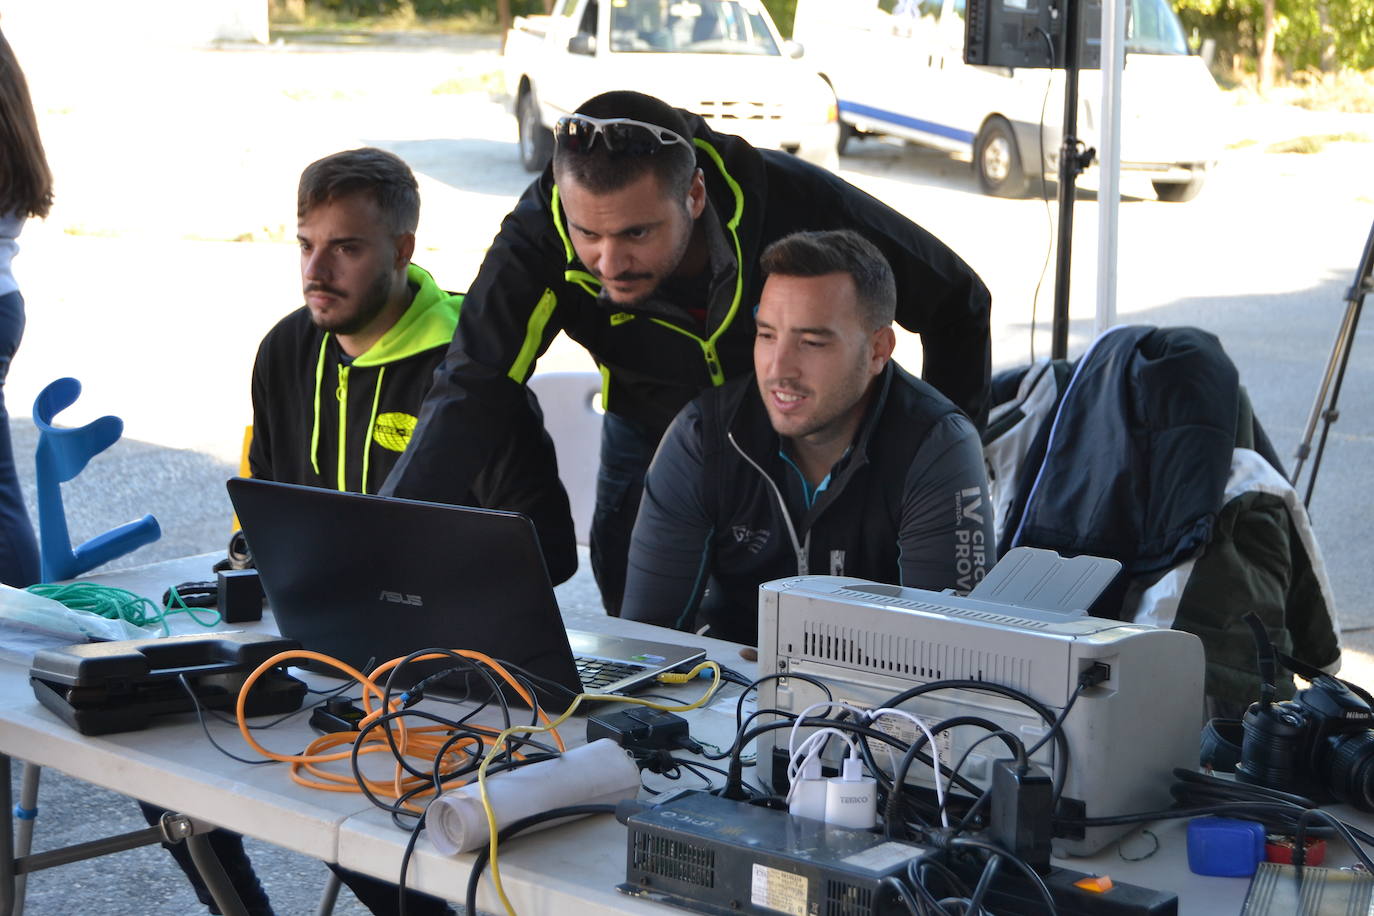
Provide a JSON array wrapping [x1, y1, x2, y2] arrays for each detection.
[[251, 146, 575, 583], [142, 148, 573, 916]]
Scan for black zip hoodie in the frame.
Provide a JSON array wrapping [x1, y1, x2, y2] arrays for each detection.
[[249, 265, 577, 584]]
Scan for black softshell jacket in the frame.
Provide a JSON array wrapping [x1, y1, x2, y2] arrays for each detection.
[[381, 113, 992, 505]]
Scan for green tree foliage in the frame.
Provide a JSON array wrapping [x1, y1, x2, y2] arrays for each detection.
[[761, 0, 798, 36], [312, 0, 545, 19], [1176, 0, 1374, 73], [312, 0, 803, 36]]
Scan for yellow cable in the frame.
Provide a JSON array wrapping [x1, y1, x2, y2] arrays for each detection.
[[234, 650, 724, 916], [478, 660, 722, 915]]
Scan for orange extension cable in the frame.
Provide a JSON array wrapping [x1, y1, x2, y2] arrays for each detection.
[[233, 649, 568, 811]]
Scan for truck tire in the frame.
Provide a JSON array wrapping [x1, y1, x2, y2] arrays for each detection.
[[1152, 171, 1206, 203], [518, 91, 554, 173], [975, 117, 1029, 198], [837, 122, 857, 157]]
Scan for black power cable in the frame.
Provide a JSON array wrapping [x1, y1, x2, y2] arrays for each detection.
[[463, 804, 618, 914]]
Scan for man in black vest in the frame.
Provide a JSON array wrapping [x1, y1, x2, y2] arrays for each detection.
[[622, 230, 993, 645]]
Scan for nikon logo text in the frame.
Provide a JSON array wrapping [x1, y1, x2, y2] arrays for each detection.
[[379, 591, 423, 607]]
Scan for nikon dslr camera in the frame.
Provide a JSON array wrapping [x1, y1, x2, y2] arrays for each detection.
[[1237, 672, 1374, 811]]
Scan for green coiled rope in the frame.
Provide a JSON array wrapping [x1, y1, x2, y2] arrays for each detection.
[[26, 582, 223, 637]]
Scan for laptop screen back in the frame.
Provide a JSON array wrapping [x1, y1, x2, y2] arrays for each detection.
[[225, 478, 583, 702]]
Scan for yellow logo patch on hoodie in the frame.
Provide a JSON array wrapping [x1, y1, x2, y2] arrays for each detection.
[[373, 412, 418, 452]]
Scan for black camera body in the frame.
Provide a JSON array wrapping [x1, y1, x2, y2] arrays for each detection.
[[1236, 674, 1374, 810]]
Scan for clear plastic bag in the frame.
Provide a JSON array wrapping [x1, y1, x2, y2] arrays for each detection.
[[0, 583, 156, 666]]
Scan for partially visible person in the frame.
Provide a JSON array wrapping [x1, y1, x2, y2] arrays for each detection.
[[250, 147, 576, 583], [623, 230, 993, 644], [0, 25, 47, 588]]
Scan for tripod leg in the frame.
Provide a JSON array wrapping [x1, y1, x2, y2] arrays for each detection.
[[1291, 218, 1374, 508]]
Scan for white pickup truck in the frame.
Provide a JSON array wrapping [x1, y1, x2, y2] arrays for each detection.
[[503, 0, 841, 171]]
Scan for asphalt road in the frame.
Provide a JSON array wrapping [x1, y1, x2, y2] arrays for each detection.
[[2, 22, 1374, 916]]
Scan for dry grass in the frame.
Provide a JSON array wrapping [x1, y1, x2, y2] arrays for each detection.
[[431, 71, 503, 94], [270, 10, 500, 38], [1266, 132, 1372, 154], [1287, 69, 1374, 113], [1219, 67, 1374, 112]]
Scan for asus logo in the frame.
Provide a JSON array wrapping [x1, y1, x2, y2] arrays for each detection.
[[379, 590, 423, 607]]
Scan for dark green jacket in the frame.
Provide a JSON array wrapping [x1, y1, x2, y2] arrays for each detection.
[[984, 327, 1341, 717]]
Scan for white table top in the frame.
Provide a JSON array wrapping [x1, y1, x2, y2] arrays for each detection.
[[7, 553, 1363, 915], [2, 554, 376, 860], [0, 553, 758, 913], [333, 608, 756, 915]]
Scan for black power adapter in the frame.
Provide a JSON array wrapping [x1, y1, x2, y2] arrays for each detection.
[[310, 696, 365, 733], [218, 569, 264, 623], [587, 707, 691, 752], [989, 758, 1054, 872]]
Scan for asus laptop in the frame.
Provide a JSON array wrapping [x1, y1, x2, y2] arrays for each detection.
[[225, 478, 705, 707]]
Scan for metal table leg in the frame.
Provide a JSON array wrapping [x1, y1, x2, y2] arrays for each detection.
[[1, 754, 14, 916], [0, 771, 247, 916], [12, 762, 39, 916], [185, 830, 250, 916], [316, 870, 342, 916]]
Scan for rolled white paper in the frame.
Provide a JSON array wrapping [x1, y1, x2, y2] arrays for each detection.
[[426, 738, 641, 855]]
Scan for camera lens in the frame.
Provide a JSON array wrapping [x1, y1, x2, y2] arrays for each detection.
[[1238, 703, 1307, 791], [1326, 731, 1374, 811]]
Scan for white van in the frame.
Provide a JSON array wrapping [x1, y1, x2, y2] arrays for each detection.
[[793, 0, 1223, 201]]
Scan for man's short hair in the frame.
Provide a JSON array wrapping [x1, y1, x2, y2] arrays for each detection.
[[297, 147, 419, 236], [552, 91, 697, 202], [759, 230, 897, 330]]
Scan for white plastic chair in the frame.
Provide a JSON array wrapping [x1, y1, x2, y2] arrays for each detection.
[[527, 371, 604, 546]]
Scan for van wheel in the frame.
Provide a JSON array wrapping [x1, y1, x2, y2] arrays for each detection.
[[518, 91, 553, 173], [1152, 172, 1206, 203], [838, 123, 857, 156], [975, 118, 1029, 198]]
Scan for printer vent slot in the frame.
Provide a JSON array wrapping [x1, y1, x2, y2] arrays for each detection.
[[833, 587, 1052, 630], [801, 622, 1031, 689], [631, 830, 716, 887]]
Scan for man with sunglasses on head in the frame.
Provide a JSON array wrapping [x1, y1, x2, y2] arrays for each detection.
[[382, 90, 991, 617]]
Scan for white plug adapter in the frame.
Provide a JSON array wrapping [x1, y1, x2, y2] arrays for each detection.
[[824, 757, 877, 829], [788, 756, 828, 821]]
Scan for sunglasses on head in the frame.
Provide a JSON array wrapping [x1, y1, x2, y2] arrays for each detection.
[[554, 114, 694, 157]]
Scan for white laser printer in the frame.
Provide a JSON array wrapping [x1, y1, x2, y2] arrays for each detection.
[[757, 547, 1206, 856]]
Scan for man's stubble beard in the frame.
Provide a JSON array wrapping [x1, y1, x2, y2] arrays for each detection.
[[309, 266, 393, 337]]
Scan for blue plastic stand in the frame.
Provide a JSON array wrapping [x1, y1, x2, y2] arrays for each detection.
[[31, 377, 161, 583]]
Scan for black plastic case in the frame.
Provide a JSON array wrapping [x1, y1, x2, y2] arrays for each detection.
[[29, 631, 307, 736]]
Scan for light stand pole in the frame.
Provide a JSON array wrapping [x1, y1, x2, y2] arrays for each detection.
[[1050, 0, 1098, 360]]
